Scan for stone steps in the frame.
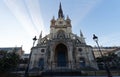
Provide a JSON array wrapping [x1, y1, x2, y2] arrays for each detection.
[[41, 70, 82, 76]]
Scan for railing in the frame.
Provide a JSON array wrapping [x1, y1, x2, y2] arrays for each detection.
[[43, 61, 83, 72], [29, 61, 95, 73]]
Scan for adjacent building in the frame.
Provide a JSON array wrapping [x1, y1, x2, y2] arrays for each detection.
[[0, 47, 24, 57], [93, 46, 120, 58]]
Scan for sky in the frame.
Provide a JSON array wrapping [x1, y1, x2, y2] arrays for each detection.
[[0, 0, 120, 53]]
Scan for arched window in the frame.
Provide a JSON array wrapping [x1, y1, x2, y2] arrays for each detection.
[[76, 39, 81, 44], [38, 58, 44, 70], [57, 30, 65, 38], [41, 49, 45, 53], [79, 57, 85, 67]]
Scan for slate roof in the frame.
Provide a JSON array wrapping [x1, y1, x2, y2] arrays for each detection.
[[0, 47, 22, 52]]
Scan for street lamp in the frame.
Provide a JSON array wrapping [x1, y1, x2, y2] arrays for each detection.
[[93, 34, 112, 77], [33, 36, 37, 47], [24, 36, 37, 77]]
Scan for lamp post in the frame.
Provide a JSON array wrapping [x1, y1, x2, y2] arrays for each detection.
[[24, 36, 37, 77], [93, 34, 112, 77], [33, 36, 37, 47]]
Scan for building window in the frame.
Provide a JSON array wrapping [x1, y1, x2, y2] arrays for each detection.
[[38, 58, 44, 70], [79, 57, 85, 67]]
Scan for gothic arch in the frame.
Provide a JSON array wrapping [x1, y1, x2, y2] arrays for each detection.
[[57, 30, 65, 38], [54, 43, 68, 67]]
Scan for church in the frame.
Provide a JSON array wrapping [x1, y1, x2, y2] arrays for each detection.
[[29, 3, 98, 73]]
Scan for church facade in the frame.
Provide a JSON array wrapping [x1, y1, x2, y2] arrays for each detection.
[[29, 3, 98, 72]]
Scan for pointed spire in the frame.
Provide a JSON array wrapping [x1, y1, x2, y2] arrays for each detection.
[[67, 15, 69, 19], [58, 2, 64, 18], [39, 31, 42, 39], [51, 16, 55, 22], [66, 15, 70, 20], [60, 2, 62, 9], [52, 16, 55, 20], [80, 30, 83, 37], [38, 31, 42, 44]]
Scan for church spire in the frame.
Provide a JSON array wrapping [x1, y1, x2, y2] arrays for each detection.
[[39, 31, 42, 38], [58, 2, 64, 18], [38, 31, 42, 44], [80, 30, 83, 37]]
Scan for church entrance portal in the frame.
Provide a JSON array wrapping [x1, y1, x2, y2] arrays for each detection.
[[55, 43, 68, 67]]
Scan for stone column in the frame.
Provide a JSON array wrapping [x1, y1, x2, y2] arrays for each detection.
[[70, 46, 74, 68], [49, 46, 52, 69], [44, 48, 48, 70], [49, 45, 56, 69], [68, 43, 73, 69]]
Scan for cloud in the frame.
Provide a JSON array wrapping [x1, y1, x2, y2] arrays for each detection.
[[24, 0, 47, 36], [3, 0, 46, 37]]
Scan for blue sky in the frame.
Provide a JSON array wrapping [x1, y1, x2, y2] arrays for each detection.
[[0, 0, 120, 53]]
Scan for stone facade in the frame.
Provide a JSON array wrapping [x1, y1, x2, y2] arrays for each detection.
[[29, 3, 98, 71]]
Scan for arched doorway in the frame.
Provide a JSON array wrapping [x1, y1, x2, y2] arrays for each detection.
[[55, 43, 68, 67]]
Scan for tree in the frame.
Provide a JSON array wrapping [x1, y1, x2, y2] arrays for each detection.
[[0, 50, 20, 72]]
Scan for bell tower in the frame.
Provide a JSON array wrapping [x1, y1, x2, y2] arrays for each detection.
[[50, 3, 72, 39]]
